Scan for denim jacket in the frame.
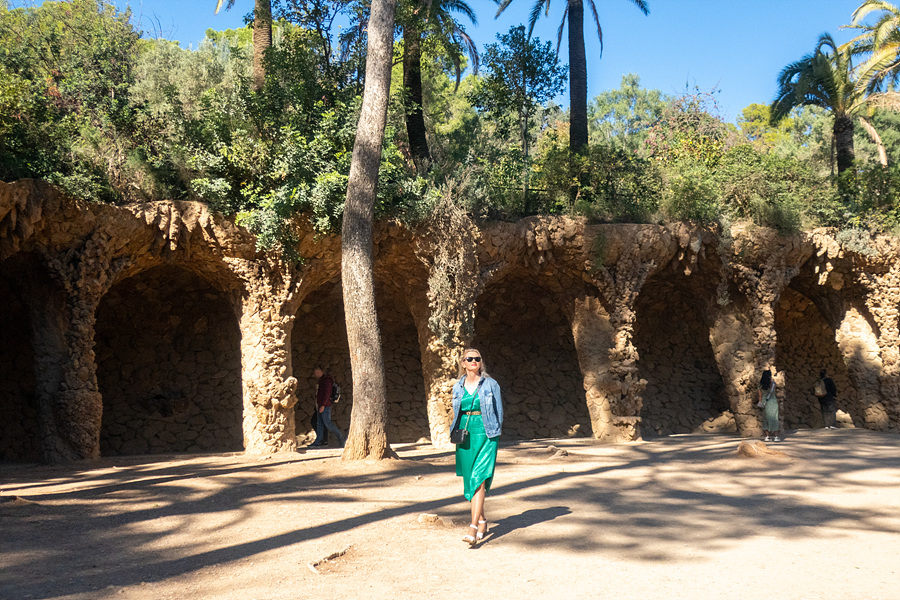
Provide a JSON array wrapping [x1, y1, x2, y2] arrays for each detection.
[[451, 375, 503, 439]]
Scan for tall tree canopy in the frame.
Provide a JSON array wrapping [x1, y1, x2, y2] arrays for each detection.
[[495, 0, 649, 153], [397, 0, 478, 172], [771, 33, 870, 174], [844, 0, 900, 92]]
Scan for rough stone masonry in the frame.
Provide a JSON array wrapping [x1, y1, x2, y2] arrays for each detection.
[[1, 179, 898, 462]]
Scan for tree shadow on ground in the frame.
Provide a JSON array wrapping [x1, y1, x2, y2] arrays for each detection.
[[1, 430, 899, 599]]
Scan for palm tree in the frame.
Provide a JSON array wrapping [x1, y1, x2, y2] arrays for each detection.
[[399, 0, 478, 171], [215, 0, 272, 90], [771, 33, 872, 174], [496, 0, 649, 153], [843, 0, 900, 92]]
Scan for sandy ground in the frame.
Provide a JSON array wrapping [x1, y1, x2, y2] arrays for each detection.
[[2, 428, 900, 600]]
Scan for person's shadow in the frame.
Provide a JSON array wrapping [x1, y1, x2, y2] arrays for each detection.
[[482, 506, 571, 544]]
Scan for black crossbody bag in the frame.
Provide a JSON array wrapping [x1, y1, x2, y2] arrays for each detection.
[[449, 409, 469, 445]]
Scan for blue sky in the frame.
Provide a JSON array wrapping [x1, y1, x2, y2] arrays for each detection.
[[22, 0, 865, 122]]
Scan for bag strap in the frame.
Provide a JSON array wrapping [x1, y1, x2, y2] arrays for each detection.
[[451, 406, 464, 431]]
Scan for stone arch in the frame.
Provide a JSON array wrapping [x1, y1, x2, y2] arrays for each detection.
[[291, 277, 428, 444], [775, 286, 852, 429], [94, 264, 243, 455], [473, 272, 591, 440], [0, 254, 41, 461], [633, 276, 730, 436]]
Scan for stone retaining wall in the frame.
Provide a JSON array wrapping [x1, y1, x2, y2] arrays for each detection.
[[634, 278, 732, 436], [474, 278, 592, 440], [292, 279, 428, 445], [3, 180, 900, 463], [95, 265, 243, 455]]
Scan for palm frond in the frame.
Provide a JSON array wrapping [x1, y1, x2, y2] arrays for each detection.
[[214, 0, 238, 14], [555, 7, 567, 56], [628, 0, 650, 15], [527, 0, 549, 38], [586, 0, 603, 56]]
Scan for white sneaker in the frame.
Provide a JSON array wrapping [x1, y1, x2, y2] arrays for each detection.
[[773, 436, 781, 442], [764, 436, 772, 441]]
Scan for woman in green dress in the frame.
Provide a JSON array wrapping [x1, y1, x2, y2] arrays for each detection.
[[757, 369, 781, 442], [451, 348, 503, 545]]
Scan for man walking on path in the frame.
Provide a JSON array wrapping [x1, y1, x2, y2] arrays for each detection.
[[308, 367, 346, 447], [814, 369, 839, 430]]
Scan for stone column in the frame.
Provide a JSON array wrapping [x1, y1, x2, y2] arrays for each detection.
[[414, 325, 459, 450], [860, 265, 900, 430], [835, 305, 887, 427], [575, 252, 654, 442], [36, 233, 130, 461], [705, 300, 761, 437], [409, 196, 479, 448], [727, 254, 801, 436], [227, 258, 302, 453], [571, 295, 620, 440]]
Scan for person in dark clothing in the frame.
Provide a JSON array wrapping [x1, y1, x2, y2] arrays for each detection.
[[815, 369, 839, 429], [307, 367, 346, 448]]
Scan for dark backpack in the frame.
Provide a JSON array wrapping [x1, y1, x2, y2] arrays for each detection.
[[330, 380, 341, 403]]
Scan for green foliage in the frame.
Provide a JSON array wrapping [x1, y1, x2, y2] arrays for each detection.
[[659, 161, 720, 223], [4, 0, 900, 254], [836, 227, 877, 256], [467, 26, 566, 155], [536, 138, 662, 222], [644, 88, 734, 170], [588, 73, 669, 152], [0, 0, 140, 200]]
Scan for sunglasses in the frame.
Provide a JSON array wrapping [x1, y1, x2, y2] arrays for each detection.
[[464, 356, 482, 363]]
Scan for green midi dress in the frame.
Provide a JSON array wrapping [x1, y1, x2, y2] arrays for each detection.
[[761, 385, 780, 431], [455, 388, 499, 501]]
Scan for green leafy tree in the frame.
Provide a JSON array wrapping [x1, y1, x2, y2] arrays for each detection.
[[468, 25, 566, 158], [645, 87, 732, 169], [587, 73, 668, 153], [0, 0, 141, 200], [495, 0, 648, 153]]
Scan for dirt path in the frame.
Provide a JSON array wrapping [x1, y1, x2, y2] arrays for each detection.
[[2, 429, 900, 600]]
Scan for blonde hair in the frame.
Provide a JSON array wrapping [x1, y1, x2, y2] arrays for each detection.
[[458, 348, 489, 378]]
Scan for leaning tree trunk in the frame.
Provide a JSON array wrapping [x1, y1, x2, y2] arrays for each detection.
[[833, 113, 855, 175], [252, 0, 273, 91], [403, 24, 431, 172], [568, 0, 589, 153], [340, 0, 397, 460]]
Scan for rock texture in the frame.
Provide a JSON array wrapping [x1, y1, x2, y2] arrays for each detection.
[[2, 179, 900, 462]]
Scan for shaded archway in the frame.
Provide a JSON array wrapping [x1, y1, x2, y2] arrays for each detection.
[[0, 255, 40, 462], [291, 278, 427, 444], [775, 287, 852, 429], [95, 265, 243, 455], [633, 277, 729, 437], [473, 275, 590, 440]]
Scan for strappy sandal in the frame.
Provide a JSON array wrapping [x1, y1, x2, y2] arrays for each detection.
[[475, 519, 488, 542], [463, 524, 477, 545]]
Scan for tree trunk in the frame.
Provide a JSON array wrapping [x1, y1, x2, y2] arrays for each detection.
[[833, 113, 855, 174], [252, 0, 273, 91], [568, 0, 589, 153], [340, 0, 397, 460], [403, 24, 431, 172]]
